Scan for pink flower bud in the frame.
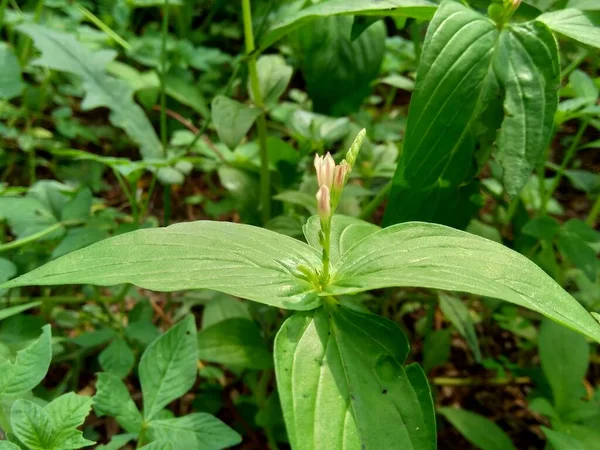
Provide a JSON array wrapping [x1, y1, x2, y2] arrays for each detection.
[[333, 160, 350, 191], [314, 152, 335, 189], [316, 185, 331, 221]]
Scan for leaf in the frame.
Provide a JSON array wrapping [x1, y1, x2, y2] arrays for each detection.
[[291, 16, 386, 115], [252, 55, 293, 106], [3, 221, 323, 310], [537, 9, 600, 49], [0, 301, 41, 321], [303, 215, 380, 267], [539, 319, 589, 413], [0, 43, 24, 100], [328, 220, 600, 343], [0, 197, 62, 240], [45, 393, 94, 449], [10, 400, 53, 450], [52, 226, 108, 260], [146, 413, 241, 449], [139, 315, 197, 420], [274, 305, 434, 450], [259, 0, 437, 52], [0, 325, 51, 396], [543, 427, 588, 450], [99, 338, 135, 379], [522, 216, 560, 241], [384, 0, 498, 228], [201, 294, 251, 329], [439, 294, 482, 362], [438, 408, 517, 450], [557, 232, 598, 281], [93, 373, 143, 433], [423, 329, 451, 372], [17, 24, 162, 160], [211, 95, 261, 150], [61, 188, 92, 222], [197, 318, 272, 370], [139, 442, 175, 450], [494, 21, 559, 196], [95, 434, 136, 450], [0, 442, 21, 449], [165, 74, 209, 118]]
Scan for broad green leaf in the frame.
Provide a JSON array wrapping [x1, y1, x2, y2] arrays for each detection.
[[197, 318, 272, 370], [522, 216, 560, 241], [570, 69, 599, 102], [201, 294, 251, 329], [0, 442, 21, 449], [384, 0, 498, 228], [139, 316, 197, 420], [0, 325, 51, 396], [17, 24, 162, 160], [147, 413, 241, 449], [275, 305, 434, 450], [422, 329, 451, 372], [0, 43, 24, 100], [95, 433, 136, 450], [553, 423, 600, 448], [211, 95, 261, 150], [537, 9, 600, 49], [93, 373, 142, 433], [0, 197, 62, 240], [557, 232, 598, 281], [252, 55, 293, 106], [139, 442, 175, 450], [165, 74, 209, 118], [99, 338, 135, 379], [539, 319, 589, 413], [494, 22, 559, 196], [45, 393, 95, 449], [10, 400, 53, 450], [439, 293, 481, 361], [259, 0, 437, 52], [291, 16, 386, 115], [438, 408, 516, 450], [543, 427, 588, 450], [328, 221, 600, 343], [52, 226, 108, 260], [303, 215, 380, 267], [3, 221, 322, 310]]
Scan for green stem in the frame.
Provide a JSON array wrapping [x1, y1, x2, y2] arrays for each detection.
[[161, 0, 172, 227], [136, 423, 148, 449], [561, 49, 589, 79], [543, 119, 589, 208], [586, 194, 600, 227], [18, 0, 44, 63], [320, 217, 332, 285], [0, 222, 62, 252], [0, 0, 10, 35], [163, 184, 172, 226], [1, 295, 119, 306], [431, 376, 531, 386], [74, 3, 131, 50], [242, 0, 270, 223], [359, 180, 392, 220]]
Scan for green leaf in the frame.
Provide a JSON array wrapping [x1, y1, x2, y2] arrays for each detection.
[[197, 318, 272, 370], [61, 188, 92, 222], [439, 293, 481, 362], [384, 0, 498, 227], [328, 220, 600, 343], [537, 9, 600, 49], [165, 74, 209, 118], [539, 319, 589, 413], [0, 301, 41, 321], [543, 427, 588, 450], [139, 442, 175, 450], [17, 24, 162, 160], [0, 197, 62, 240], [557, 232, 598, 281], [211, 95, 261, 150], [422, 329, 451, 372], [303, 215, 380, 267], [259, 0, 437, 52], [201, 294, 251, 329], [3, 221, 322, 310], [95, 433, 136, 450], [10, 400, 53, 450], [494, 22, 559, 196], [274, 305, 434, 450], [252, 55, 293, 106], [0, 325, 51, 396], [438, 408, 516, 450], [45, 393, 94, 449], [522, 216, 560, 241], [291, 16, 386, 115], [146, 413, 241, 449], [0, 442, 21, 449], [139, 316, 197, 420], [0, 43, 24, 100], [99, 338, 135, 379], [93, 373, 143, 433]]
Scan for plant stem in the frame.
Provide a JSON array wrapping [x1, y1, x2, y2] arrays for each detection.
[[74, 3, 131, 50], [1, 295, 119, 306], [543, 119, 589, 208], [0, 0, 10, 35], [587, 194, 600, 226], [561, 49, 589, 79], [320, 217, 332, 285], [136, 423, 148, 449], [161, 0, 171, 227], [359, 180, 393, 220], [431, 376, 531, 386], [19, 0, 44, 63], [242, 0, 270, 223]]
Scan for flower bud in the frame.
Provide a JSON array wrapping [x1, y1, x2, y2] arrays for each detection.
[[334, 160, 351, 191], [314, 152, 335, 189], [316, 185, 331, 221], [345, 129, 366, 168]]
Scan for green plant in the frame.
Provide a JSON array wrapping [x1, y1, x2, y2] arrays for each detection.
[[3, 132, 599, 447]]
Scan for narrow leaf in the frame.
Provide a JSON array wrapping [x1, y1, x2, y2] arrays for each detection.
[[2, 221, 322, 310], [439, 293, 481, 361], [329, 221, 600, 343], [275, 305, 434, 450], [139, 316, 197, 420], [438, 408, 516, 450], [0, 43, 24, 100]]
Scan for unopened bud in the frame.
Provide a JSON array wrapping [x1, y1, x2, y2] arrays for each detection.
[[333, 160, 350, 192], [314, 152, 335, 189], [316, 185, 331, 221], [345, 129, 366, 168]]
